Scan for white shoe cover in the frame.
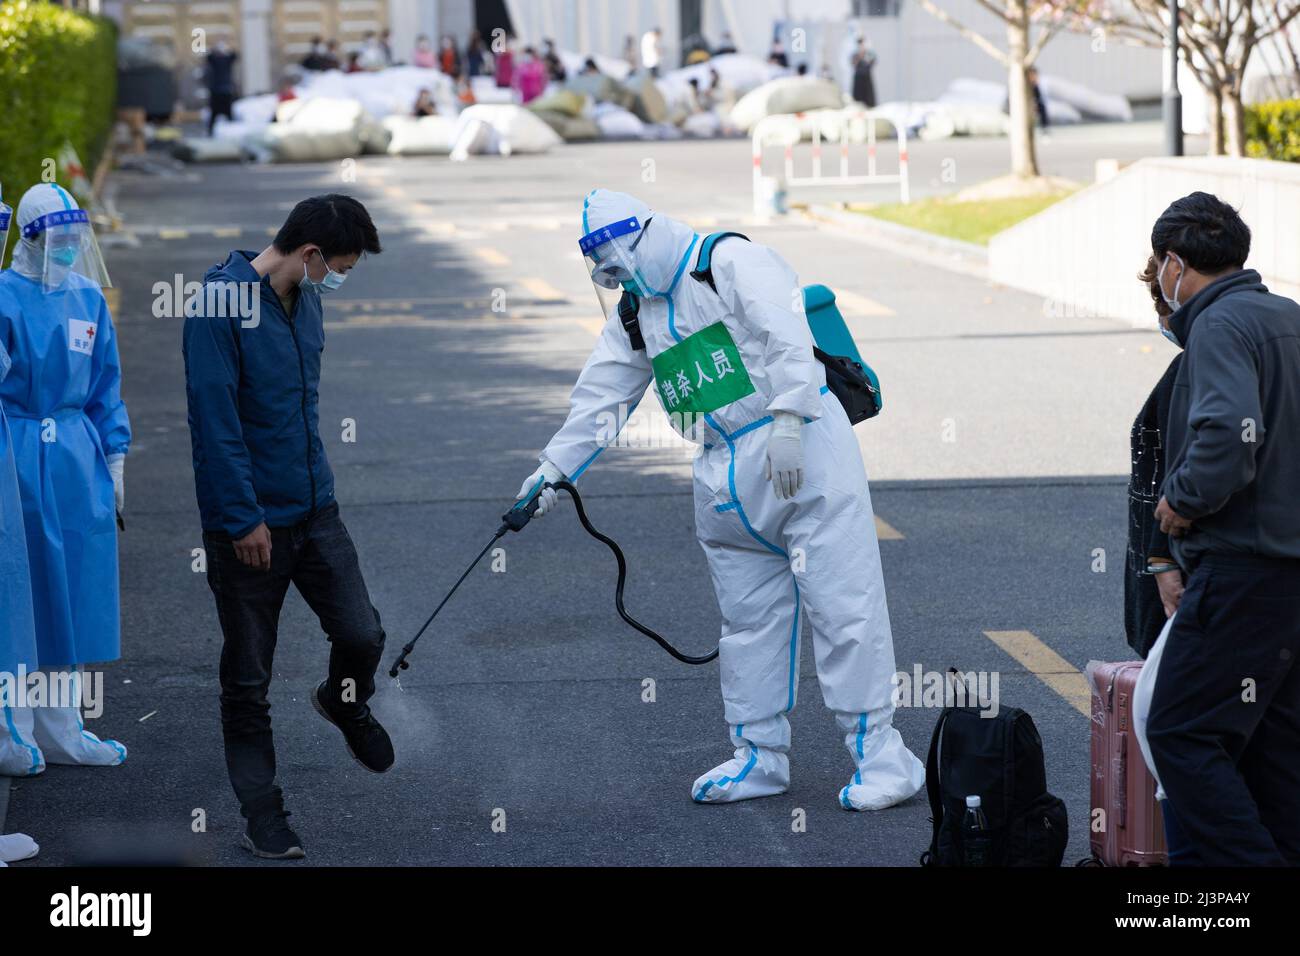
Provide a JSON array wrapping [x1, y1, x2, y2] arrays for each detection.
[[692, 746, 789, 803], [0, 833, 39, 863], [0, 707, 46, 777], [32, 704, 126, 766], [837, 722, 925, 811]]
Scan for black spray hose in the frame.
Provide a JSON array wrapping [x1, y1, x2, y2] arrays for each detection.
[[388, 479, 717, 677], [549, 480, 719, 666]]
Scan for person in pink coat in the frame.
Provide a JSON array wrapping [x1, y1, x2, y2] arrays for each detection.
[[514, 47, 547, 103]]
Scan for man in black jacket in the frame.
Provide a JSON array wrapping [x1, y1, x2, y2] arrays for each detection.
[[1146, 192, 1300, 866]]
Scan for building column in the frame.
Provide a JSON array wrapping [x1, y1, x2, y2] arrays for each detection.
[[240, 0, 273, 94]]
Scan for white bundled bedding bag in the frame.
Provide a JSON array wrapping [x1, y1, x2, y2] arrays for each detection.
[[729, 77, 846, 132], [263, 97, 366, 162], [448, 105, 562, 159], [383, 115, 458, 155]]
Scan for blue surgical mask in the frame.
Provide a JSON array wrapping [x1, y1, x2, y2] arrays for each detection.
[[300, 249, 347, 296], [50, 244, 79, 267], [1159, 324, 1181, 347]]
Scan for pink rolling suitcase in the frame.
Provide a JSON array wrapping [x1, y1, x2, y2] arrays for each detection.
[[1086, 661, 1167, 866]]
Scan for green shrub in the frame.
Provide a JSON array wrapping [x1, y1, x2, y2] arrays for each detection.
[[1245, 99, 1300, 162], [0, 1, 117, 262]]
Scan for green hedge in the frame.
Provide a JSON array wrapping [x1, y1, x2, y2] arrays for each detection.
[[0, 1, 117, 262], [1245, 99, 1300, 163]]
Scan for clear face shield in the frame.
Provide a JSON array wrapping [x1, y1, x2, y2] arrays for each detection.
[[579, 214, 651, 317], [24, 208, 111, 294], [0, 196, 11, 266]]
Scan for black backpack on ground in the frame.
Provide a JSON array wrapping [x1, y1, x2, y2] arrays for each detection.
[[920, 705, 1069, 867]]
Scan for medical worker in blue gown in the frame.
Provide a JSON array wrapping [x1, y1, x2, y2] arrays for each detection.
[[0, 183, 128, 771], [1, 185, 41, 785], [1, 250, 42, 859], [1, 313, 41, 861]]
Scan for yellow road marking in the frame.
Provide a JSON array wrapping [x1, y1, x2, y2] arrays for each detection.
[[476, 246, 509, 267], [103, 288, 121, 315], [383, 185, 405, 199], [834, 290, 895, 318], [983, 630, 1091, 716], [574, 317, 606, 336], [520, 277, 566, 301], [875, 516, 903, 540], [213, 227, 242, 238], [159, 229, 189, 240]]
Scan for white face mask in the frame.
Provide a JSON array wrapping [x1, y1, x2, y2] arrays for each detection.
[[1156, 253, 1185, 313]]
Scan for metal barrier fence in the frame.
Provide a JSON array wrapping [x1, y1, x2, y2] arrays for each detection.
[[751, 109, 910, 209]]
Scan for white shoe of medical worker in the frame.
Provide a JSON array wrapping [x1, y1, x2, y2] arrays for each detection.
[[837, 721, 925, 811], [0, 832, 39, 864], [0, 706, 46, 777], [692, 745, 790, 803], [31, 704, 127, 766]]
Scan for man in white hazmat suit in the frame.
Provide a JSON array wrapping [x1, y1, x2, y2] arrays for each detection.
[[517, 189, 924, 809]]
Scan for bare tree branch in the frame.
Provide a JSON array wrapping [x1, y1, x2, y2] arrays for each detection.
[[1026, 20, 1063, 65], [971, 0, 1016, 26], [915, 0, 1012, 66]]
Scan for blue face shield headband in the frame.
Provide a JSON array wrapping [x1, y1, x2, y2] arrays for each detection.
[[581, 215, 653, 314], [21, 208, 89, 240], [580, 215, 643, 277]]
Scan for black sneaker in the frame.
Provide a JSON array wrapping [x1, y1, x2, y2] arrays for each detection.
[[242, 809, 305, 860], [312, 681, 395, 773]]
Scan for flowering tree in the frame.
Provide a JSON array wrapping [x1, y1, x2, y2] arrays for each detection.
[[915, 1, 1095, 179], [1089, 1, 1300, 156]]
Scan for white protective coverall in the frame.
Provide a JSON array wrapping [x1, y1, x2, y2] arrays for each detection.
[[540, 189, 924, 809]]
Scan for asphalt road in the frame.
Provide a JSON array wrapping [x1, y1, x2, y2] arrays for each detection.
[[6, 129, 1181, 866]]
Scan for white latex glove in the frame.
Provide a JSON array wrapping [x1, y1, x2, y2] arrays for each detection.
[[765, 412, 804, 500], [515, 459, 566, 517], [106, 453, 125, 513]]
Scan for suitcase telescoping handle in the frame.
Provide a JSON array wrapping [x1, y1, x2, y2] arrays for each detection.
[[1117, 732, 1128, 829]]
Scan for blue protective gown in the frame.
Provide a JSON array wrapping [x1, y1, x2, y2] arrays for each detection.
[[0, 340, 38, 677], [0, 269, 130, 666]]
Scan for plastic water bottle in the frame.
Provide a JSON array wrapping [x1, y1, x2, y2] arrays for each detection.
[[962, 795, 991, 866]]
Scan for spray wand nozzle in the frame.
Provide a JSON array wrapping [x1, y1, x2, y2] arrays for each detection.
[[387, 483, 551, 678]]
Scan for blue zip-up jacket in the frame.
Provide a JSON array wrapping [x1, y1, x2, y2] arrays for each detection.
[[182, 250, 334, 537]]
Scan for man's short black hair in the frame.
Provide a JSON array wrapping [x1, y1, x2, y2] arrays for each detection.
[[1151, 191, 1250, 274], [273, 194, 382, 260]]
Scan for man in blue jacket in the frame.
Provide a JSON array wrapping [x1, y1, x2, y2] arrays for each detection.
[[183, 195, 389, 860]]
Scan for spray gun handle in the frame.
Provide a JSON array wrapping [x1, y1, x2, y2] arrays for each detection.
[[502, 479, 548, 532]]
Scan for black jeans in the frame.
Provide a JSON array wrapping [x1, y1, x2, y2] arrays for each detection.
[[1147, 553, 1300, 866], [203, 502, 385, 818]]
